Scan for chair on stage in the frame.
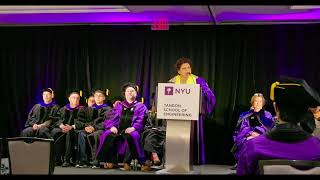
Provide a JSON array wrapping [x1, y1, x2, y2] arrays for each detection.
[[0, 138, 3, 161], [7, 137, 55, 175], [259, 159, 320, 175], [0, 138, 3, 175]]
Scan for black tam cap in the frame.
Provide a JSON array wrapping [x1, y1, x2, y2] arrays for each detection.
[[121, 82, 139, 93], [270, 76, 320, 108], [92, 88, 109, 97], [67, 89, 83, 97], [41, 88, 54, 94]]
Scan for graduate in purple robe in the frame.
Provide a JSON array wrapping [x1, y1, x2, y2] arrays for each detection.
[[237, 77, 320, 175], [232, 93, 275, 162], [169, 57, 216, 165], [21, 88, 60, 139], [96, 82, 151, 171]]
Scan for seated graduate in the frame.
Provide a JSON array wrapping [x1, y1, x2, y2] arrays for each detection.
[[96, 82, 151, 171], [74, 95, 95, 168], [75, 89, 112, 168], [51, 89, 84, 167], [237, 77, 320, 175], [232, 93, 274, 163], [21, 88, 60, 139], [168, 57, 216, 165], [141, 93, 166, 166]]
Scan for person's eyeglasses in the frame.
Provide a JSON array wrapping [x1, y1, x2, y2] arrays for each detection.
[[94, 94, 105, 97], [254, 93, 263, 96], [125, 90, 136, 93]]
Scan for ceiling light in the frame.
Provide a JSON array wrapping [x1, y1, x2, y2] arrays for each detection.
[[290, 6, 320, 10], [0, 6, 130, 14]]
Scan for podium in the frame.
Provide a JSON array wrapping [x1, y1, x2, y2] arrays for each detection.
[[155, 83, 201, 174], [7, 137, 55, 175]]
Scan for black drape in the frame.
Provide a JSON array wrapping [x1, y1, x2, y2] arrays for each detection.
[[1, 25, 319, 164]]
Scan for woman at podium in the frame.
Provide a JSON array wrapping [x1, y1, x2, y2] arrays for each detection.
[[169, 57, 216, 165]]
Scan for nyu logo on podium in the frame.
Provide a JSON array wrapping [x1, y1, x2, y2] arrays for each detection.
[[165, 86, 191, 95], [165, 86, 174, 95]]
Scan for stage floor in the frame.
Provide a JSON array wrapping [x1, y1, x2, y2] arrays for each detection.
[[53, 164, 235, 175], [2, 158, 236, 175]]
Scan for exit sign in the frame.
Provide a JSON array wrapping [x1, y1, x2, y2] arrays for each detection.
[[151, 18, 169, 30]]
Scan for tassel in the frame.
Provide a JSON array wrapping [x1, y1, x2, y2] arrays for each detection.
[[106, 89, 109, 96]]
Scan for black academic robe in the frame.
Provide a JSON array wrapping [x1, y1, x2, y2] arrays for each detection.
[[141, 112, 166, 158], [25, 103, 60, 128], [75, 105, 112, 130], [53, 105, 83, 128], [52, 104, 84, 163]]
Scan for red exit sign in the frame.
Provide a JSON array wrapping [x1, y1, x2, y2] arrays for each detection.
[[151, 18, 169, 30]]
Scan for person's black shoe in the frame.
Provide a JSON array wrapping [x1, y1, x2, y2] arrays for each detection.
[[230, 163, 237, 170], [90, 160, 100, 169], [55, 161, 63, 166], [62, 161, 72, 167], [76, 162, 88, 168]]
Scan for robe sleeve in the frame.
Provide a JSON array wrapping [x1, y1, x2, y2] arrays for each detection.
[[196, 77, 216, 116], [25, 104, 40, 128], [234, 113, 254, 144], [131, 103, 148, 133], [53, 107, 66, 128], [75, 107, 87, 130], [104, 104, 121, 130]]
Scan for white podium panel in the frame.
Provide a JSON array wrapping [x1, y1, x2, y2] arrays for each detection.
[[156, 83, 200, 121]]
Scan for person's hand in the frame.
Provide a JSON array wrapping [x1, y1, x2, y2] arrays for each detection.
[[250, 131, 260, 137], [110, 126, 118, 134], [62, 126, 68, 133], [246, 131, 260, 140], [85, 126, 95, 133], [63, 124, 72, 133], [32, 124, 39, 130], [113, 100, 121, 108], [246, 136, 254, 140], [90, 126, 95, 133], [125, 127, 135, 134], [85, 126, 91, 133]]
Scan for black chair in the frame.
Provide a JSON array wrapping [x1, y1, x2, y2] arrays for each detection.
[[0, 138, 3, 160], [0, 138, 3, 175], [259, 159, 320, 175], [7, 137, 55, 175]]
